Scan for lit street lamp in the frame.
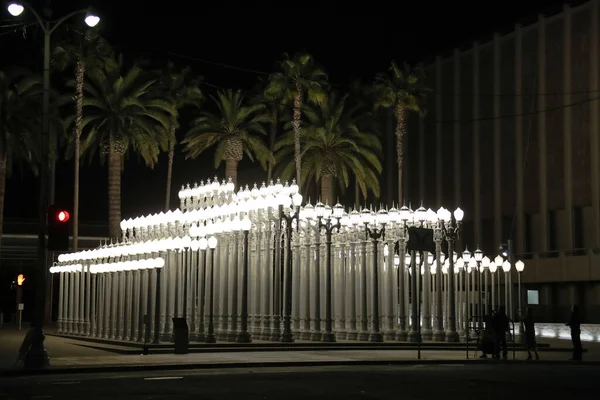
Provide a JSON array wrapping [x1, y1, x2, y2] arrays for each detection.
[[7, 1, 100, 369], [489, 261, 498, 311], [515, 260, 525, 317], [236, 217, 253, 343], [363, 208, 387, 343], [206, 236, 218, 343], [436, 207, 464, 342], [278, 190, 302, 343], [316, 202, 343, 343]]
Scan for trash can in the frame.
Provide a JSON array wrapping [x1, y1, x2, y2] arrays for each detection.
[[172, 317, 189, 354]]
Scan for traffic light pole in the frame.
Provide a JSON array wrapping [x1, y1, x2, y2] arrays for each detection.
[[24, 20, 51, 369]]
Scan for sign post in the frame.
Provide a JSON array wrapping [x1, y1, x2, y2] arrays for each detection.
[[18, 303, 24, 331]]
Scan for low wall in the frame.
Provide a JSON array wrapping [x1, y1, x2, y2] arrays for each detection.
[[536, 323, 600, 342]]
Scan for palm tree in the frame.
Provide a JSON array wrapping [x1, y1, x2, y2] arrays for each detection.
[[275, 92, 382, 205], [265, 52, 328, 188], [182, 89, 272, 187], [374, 61, 429, 205], [250, 77, 285, 182], [53, 32, 113, 250], [0, 68, 43, 266], [158, 62, 203, 210], [77, 55, 174, 239]]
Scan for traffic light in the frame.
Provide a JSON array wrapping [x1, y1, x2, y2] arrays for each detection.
[[48, 205, 70, 251], [17, 274, 25, 286]]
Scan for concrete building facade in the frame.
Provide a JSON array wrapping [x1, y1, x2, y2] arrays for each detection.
[[404, 0, 600, 323]]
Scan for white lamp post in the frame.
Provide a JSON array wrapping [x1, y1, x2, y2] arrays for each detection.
[[237, 217, 253, 343], [206, 236, 218, 343], [481, 256, 490, 313], [502, 260, 511, 314], [515, 260, 525, 318], [489, 261, 497, 311]]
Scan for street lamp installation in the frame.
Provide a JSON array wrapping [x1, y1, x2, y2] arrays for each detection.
[[7, 1, 100, 369], [316, 202, 343, 343], [278, 189, 303, 343]]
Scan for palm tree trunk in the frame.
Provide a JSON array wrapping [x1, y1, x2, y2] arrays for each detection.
[[73, 57, 85, 251], [267, 107, 278, 182], [165, 138, 175, 211], [107, 145, 122, 241], [321, 174, 334, 205], [0, 152, 6, 273], [225, 159, 239, 188], [292, 84, 303, 188], [395, 104, 406, 206]]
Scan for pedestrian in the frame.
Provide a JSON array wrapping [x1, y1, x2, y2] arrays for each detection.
[[521, 308, 539, 360], [492, 306, 510, 360], [480, 310, 495, 359], [566, 305, 582, 361]]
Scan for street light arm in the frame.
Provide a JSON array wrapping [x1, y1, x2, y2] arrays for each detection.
[[49, 8, 89, 35], [18, 1, 46, 31]]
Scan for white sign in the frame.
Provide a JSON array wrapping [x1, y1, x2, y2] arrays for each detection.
[[18, 303, 24, 311]]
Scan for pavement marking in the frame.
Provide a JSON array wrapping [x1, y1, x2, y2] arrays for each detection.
[[144, 376, 184, 381], [51, 381, 80, 385]]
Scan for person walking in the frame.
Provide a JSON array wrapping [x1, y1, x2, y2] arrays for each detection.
[[492, 306, 510, 360], [521, 308, 539, 360], [566, 305, 582, 361]]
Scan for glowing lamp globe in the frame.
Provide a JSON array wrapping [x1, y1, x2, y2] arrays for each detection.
[[8, 3, 24, 16], [84, 13, 100, 27]]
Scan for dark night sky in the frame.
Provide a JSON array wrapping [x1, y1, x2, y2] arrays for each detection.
[[1, 0, 572, 230]]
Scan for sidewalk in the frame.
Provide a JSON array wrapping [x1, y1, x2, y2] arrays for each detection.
[[2, 326, 598, 376]]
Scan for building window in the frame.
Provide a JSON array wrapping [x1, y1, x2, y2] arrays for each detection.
[[527, 290, 539, 305]]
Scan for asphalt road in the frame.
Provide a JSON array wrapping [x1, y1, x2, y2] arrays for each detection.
[[0, 364, 596, 400]]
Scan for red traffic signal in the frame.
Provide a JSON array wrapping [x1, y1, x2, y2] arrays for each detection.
[[56, 210, 70, 223]]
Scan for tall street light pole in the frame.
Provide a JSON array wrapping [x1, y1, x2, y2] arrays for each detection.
[[206, 236, 218, 343], [316, 202, 343, 343], [437, 207, 464, 342], [7, 2, 100, 369], [236, 217, 252, 343], [278, 192, 302, 343], [363, 209, 386, 343]]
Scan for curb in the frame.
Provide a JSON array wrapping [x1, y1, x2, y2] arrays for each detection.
[[1, 359, 598, 377]]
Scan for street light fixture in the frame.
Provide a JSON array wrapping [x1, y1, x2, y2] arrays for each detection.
[[278, 189, 302, 343], [236, 216, 253, 343], [316, 201, 342, 343], [7, 1, 101, 369], [515, 260, 525, 317], [363, 208, 386, 343], [7, 3, 23, 16], [435, 207, 463, 342], [206, 236, 218, 344]]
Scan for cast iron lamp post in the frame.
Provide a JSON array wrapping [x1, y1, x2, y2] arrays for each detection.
[[278, 191, 303, 342], [316, 202, 343, 343], [435, 207, 464, 342], [363, 208, 387, 343], [7, 1, 100, 369]]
